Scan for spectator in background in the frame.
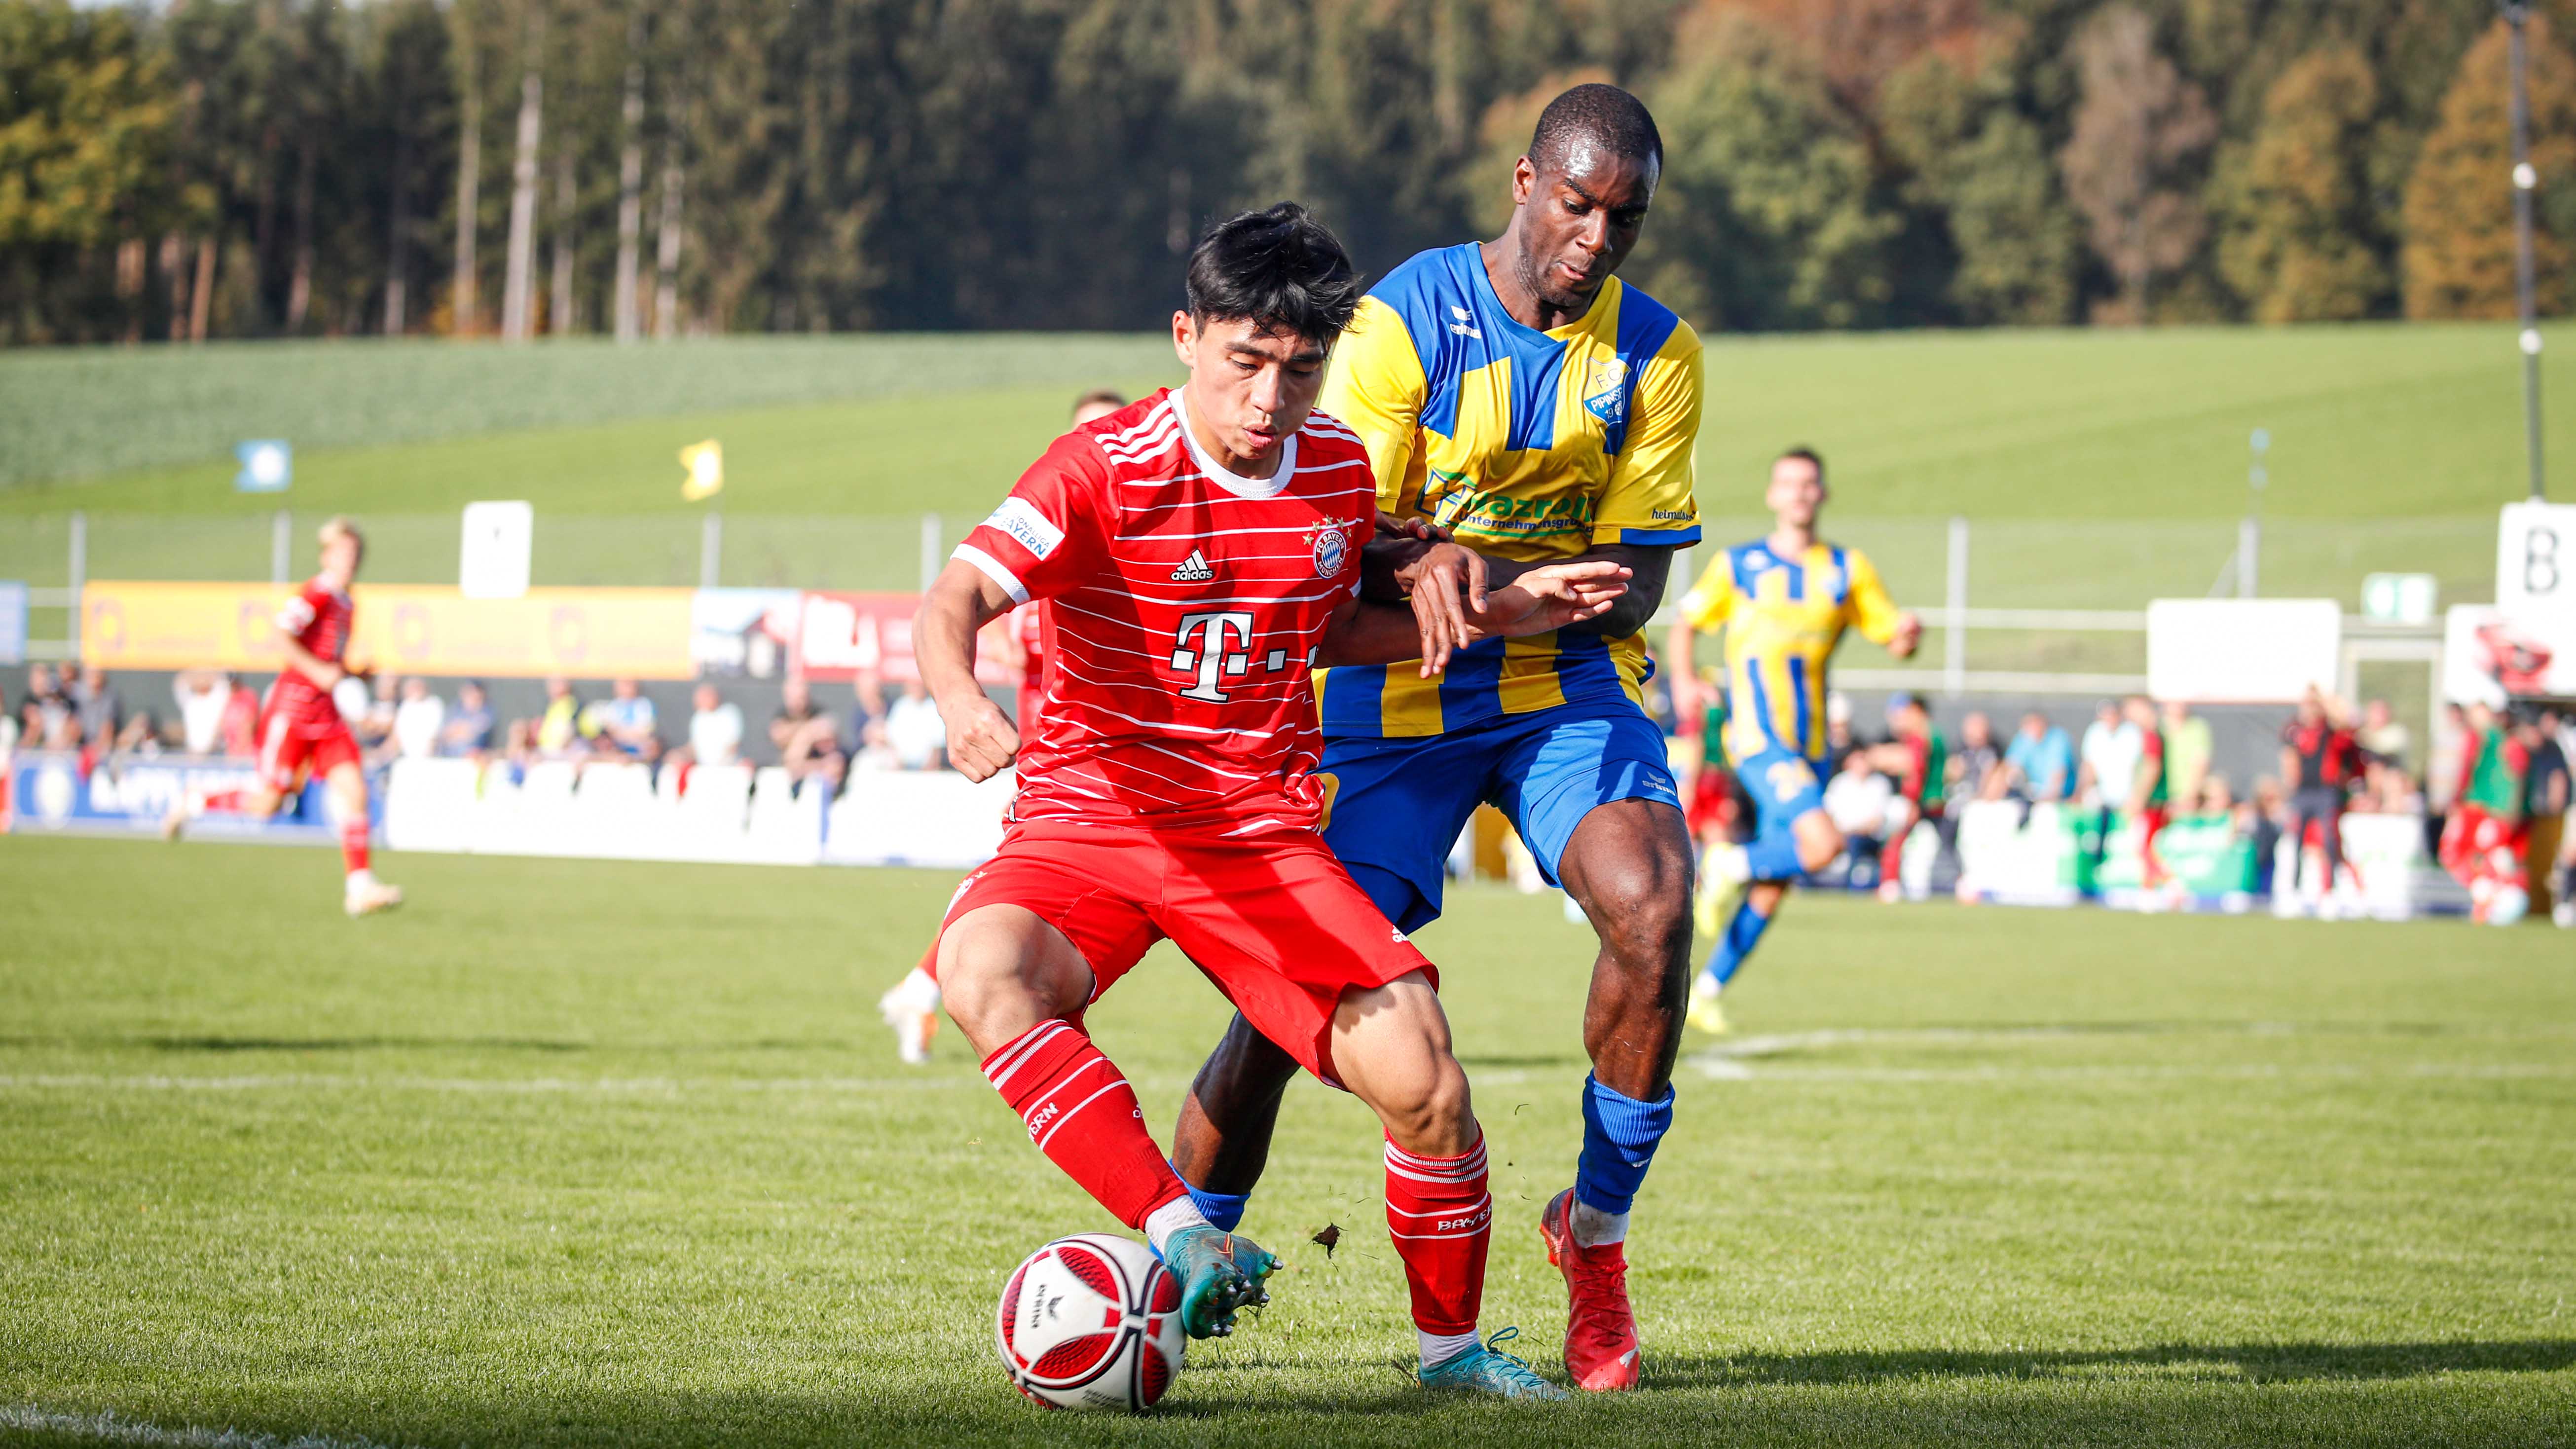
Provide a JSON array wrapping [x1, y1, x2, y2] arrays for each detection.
[[1071, 388, 1128, 426], [2077, 698, 2139, 813], [174, 670, 232, 755], [847, 668, 886, 753], [1822, 690, 1859, 773], [393, 677, 445, 760], [24, 664, 71, 746], [2428, 702, 2468, 812], [534, 676, 584, 758], [2359, 698, 2411, 774], [114, 709, 162, 755], [218, 675, 259, 757], [2524, 709, 2569, 915], [2279, 686, 2363, 906], [0, 683, 16, 755], [585, 677, 662, 761], [438, 682, 495, 758], [2000, 710, 2075, 804], [772, 676, 845, 788], [884, 678, 948, 771], [71, 666, 122, 748], [2163, 699, 2212, 811], [1822, 749, 1893, 887], [352, 671, 398, 753], [669, 684, 744, 770], [2248, 776, 2288, 895], [1953, 711, 2002, 802]]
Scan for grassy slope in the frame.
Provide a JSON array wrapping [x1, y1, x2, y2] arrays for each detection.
[[3, 322, 2566, 522], [2, 836, 2570, 1447]]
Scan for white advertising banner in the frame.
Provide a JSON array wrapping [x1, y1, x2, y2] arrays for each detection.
[[2145, 598, 2341, 704], [2483, 502, 2576, 696]]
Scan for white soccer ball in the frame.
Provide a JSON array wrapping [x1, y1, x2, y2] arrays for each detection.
[[995, 1233, 1185, 1412], [2486, 885, 2529, 927]]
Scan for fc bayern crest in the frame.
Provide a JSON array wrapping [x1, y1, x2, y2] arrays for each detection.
[[1312, 521, 1351, 578]]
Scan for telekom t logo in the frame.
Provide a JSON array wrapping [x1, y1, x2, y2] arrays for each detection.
[[1171, 610, 1255, 702]]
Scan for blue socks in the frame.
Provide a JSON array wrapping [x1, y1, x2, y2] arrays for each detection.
[[1574, 1073, 1675, 1216], [1704, 898, 1773, 990], [1173, 1162, 1250, 1232]]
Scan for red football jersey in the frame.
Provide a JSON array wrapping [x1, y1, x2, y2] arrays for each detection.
[[267, 576, 354, 718], [953, 388, 1374, 833]]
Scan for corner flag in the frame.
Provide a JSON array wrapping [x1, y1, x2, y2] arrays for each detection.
[[680, 440, 725, 501]]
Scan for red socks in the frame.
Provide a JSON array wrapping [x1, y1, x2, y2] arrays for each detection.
[[340, 819, 370, 876], [982, 1020, 1186, 1231], [198, 789, 247, 815], [1384, 1134, 1492, 1337]]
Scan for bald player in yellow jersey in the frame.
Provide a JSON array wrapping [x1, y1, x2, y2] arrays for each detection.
[[1165, 83, 1702, 1393], [1666, 447, 1922, 1033]]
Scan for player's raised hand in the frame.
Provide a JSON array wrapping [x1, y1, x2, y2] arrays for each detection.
[[1398, 541, 1491, 676], [938, 692, 1021, 783], [1464, 559, 1630, 638]]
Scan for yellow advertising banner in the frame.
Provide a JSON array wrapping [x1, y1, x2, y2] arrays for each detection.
[[81, 582, 697, 680]]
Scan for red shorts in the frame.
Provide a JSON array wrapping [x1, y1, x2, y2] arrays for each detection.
[[1684, 766, 1736, 839], [932, 818, 1434, 1088], [2442, 805, 2528, 882], [256, 700, 362, 792]]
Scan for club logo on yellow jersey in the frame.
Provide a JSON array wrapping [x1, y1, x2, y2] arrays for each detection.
[[1582, 358, 1628, 425]]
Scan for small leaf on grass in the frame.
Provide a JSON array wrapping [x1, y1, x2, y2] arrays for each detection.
[[1311, 1224, 1341, 1258]]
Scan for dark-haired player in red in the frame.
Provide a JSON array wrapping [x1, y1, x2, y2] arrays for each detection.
[[166, 516, 403, 917], [917, 204, 1625, 1400]]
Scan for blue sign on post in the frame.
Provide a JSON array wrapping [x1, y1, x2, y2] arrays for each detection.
[[234, 440, 292, 493], [0, 581, 23, 665]]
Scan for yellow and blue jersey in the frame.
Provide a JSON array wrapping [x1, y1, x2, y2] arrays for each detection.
[[1678, 539, 1902, 764], [1314, 243, 1704, 739]]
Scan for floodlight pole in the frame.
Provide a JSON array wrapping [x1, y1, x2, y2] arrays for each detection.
[[2508, 1, 2547, 500]]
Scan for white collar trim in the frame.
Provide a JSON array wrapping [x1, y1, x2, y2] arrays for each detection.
[[1170, 387, 1297, 500]]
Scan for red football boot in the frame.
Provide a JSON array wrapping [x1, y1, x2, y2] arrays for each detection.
[[1538, 1188, 1641, 1391]]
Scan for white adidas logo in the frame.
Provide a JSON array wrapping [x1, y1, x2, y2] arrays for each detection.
[[1170, 550, 1214, 583]]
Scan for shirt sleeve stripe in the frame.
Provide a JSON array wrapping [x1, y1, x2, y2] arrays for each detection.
[[1614, 524, 1703, 547], [952, 543, 1030, 605]]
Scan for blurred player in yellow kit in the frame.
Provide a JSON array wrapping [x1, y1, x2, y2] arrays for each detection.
[[1665, 448, 1920, 1033]]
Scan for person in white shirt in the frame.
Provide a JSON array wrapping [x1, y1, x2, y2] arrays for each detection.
[[392, 677, 446, 759], [2077, 698, 2140, 810], [174, 670, 232, 755], [674, 684, 744, 769], [883, 679, 947, 771]]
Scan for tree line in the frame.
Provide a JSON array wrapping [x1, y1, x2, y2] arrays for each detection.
[[4, 0, 2573, 347]]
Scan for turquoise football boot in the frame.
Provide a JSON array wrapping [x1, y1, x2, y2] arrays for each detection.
[[1417, 1327, 1572, 1400], [1160, 1224, 1279, 1339]]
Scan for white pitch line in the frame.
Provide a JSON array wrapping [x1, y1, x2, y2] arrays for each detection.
[[1693, 1060, 2576, 1084], [0, 1406, 409, 1449], [0, 1073, 974, 1096]]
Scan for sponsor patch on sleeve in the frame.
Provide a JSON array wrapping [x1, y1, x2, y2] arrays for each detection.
[[984, 497, 1066, 561]]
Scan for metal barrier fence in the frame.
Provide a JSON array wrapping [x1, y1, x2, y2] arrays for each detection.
[[1, 509, 2484, 691]]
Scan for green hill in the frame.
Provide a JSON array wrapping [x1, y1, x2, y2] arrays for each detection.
[[0, 323, 2556, 620]]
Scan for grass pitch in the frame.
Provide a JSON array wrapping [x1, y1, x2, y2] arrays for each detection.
[[2, 834, 2571, 1447]]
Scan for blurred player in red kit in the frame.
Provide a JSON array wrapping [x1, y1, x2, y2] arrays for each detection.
[[166, 517, 403, 918], [913, 204, 1626, 1397]]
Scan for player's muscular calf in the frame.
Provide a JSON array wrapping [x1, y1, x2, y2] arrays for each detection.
[[1556, 798, 1695, 1097], [1174, 1015, 1300, 1197]]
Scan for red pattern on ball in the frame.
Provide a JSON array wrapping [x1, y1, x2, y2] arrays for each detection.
[[1147, 1265, 1180, 1315], [1029, 1333, 1117, 1380], [1138, 1343, 1174, 1406], [1058, 1243, 1120, 1302]]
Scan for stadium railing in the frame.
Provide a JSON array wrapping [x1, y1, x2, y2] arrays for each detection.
[[1, 510, 2479, 694]]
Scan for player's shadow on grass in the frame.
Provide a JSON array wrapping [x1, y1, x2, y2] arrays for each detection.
[[1645, 1338, 2576, 1388]]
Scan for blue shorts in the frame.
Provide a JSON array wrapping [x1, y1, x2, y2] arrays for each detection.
[[1734, 745, 1826, 834], [1318, 700, 1682, 933]]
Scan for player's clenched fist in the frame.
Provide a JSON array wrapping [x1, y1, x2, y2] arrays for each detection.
[[938, 691, 1021, 783]]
